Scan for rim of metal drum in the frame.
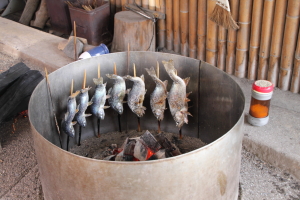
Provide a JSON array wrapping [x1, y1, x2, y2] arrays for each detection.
[[28, 51, 245, 164]]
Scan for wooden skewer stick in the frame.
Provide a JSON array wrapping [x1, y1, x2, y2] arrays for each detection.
[[97, 64, 101, 138], [74, 21, 77, 61], [133, 63, 136, 77], [179, 128, 182, 139], [45, 68, 62, 148], [114, 62, 117, 75]]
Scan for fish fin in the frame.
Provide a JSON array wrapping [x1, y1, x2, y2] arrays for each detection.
[[181, 111, 192, 117], [75, 109, 79, 113], [88, 101, 93, 106], [184, 77, 190, 86], [85, 113, 92, 117], [186, 91, 192, 97], [140, 74, 144, 82], [126, 88, 131, 94], [93, 77, 103, 85], [185, 98, 190, 102], [163, 80, 168, 87], [142, 106, 147, 110], [72, 121, 77, 126], [106, 74, 117, 79], [103, 106, 110, 109], [106, 94, 111, 99], [70, 90, 80, 98], [145, 67, 156, 77]]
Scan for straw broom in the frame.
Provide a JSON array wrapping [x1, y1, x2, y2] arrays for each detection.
[[247, 0, 264, 80], [197, 0, 207, 61], [206, 0, 218, 66], [156, 0, 166, 49], [234, 0, 252, 78], [290, 30, 300, 93], [189, 0, 197, 58], [267, 0, 288, 86], [166, 0, 173, 50], [225, 0, 239, 74], [180, 0, 189, 56], [278, 0, 300, 91], [257, 0, 276, 80], [173, 0, 180, 53], [217, 27, 227, 71]]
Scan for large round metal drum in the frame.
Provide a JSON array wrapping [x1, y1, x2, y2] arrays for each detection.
[[29, 52, 245, 200]]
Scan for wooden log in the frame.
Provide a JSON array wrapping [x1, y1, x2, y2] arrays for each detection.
[[173, 0, 180, 53], [156, 0, 166, 49], [30, 0, 48, 29], [225, 0, 239, 74], [165, 0, 173, 50], [189, 0, 197, 58], [196, 0, 206, 61], [278, 0, 300, 91], [290, 30, 300, 93], [217, 27, 227, 71], [257, 0, 275, 80], [267, 0, 288, 86], [142, 0, 149, 9], [206, 0, 218, 66], [0, 62, 30, 96], [19, 0, 40, 25], [247, 0, 264, 80], [111, 11, 156, 52], [180, 0, 189, 56], [0, 70, 43, 122], [234, 0, 252, 78]]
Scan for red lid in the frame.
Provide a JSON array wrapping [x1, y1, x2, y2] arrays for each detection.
[[252, 80, 274, 93]]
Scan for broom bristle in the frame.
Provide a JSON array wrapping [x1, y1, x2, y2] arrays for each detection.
[[209, 4, 239, 30]]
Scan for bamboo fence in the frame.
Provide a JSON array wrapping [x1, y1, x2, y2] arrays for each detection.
[[109, 0, 300, 93]]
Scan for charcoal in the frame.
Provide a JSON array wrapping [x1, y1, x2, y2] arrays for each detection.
[[148, 149, 166, 160], [157, 133, 181, 157], [103, 155, 116, 161], [115, 150, 125, 161], [140, 130, 161, 152]]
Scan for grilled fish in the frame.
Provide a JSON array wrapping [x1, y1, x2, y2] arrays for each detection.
[[145, 67, 168, 121], [106, 74, 126, 115], [90, 77, 110, 120], [74, 87, 92, 127], [124, 75, 146, 117], [61, 91, 80, 137], [162, 60, 191, 129]]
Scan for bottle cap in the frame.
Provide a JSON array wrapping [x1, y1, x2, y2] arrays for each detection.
[[252, 80, 274, 93]]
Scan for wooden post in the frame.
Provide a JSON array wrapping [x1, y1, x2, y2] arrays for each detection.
[[142, 0, 149, 9], [291, 30, 300, 93], [278, 0, 300, 91], [135, 0, 142, 6], [197, 0, 207, 61], [173, 0, 180, 53], [156, 0, 166, 49], [247, 0, 264, 80], [166, 0, 173, 50], [180, 0, 189, 56], [235, 0, 252, 78], [217, 27, 227, 71], [189, 0, 197, 58], [149, 0, 155, 10], [225, 0, 239, 74], [257, 0, 276, 80], [206, 0, 218, 66], [19, 0, 40, 25], [121, 0, 128, 11], [267, 0, 288, 86]]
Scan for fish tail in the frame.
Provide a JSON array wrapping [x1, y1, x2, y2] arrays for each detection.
[[106, 74, 118, 79], [93, 77, 103, 85], [162, 60, 176, 76], [145, 67, 157, 78]]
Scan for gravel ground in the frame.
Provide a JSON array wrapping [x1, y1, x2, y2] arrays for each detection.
[[1, 52, 300, 199]]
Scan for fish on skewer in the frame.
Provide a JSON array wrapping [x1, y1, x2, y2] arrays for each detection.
[[61, 90, 80, 138], [124, 74, 147, 118], [162, 60, 192, 129], [74, 87, 92, 127], [106, 74, 126, 115], [145, 66, 168, 121]]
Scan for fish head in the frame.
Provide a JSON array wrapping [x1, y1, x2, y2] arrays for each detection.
[[99, 109, 105, 120], [154, 109, 164, 121], [77, 115, 87, 127], [67, 124, 76, 138], [174, 109, 191, 129], [116, 103, 123, 114]]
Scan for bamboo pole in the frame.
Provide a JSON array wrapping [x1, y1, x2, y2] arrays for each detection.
[[247, 0, 264, 80], [206, 0, 218, 66], [135, 0, 142, 6], [121, 0, 128, 11], [189, 0, 197, 58], [217, 27, 227, 71], [257, 0, 276, 80], [234, 0, 252, 78], [291, 29, 300, 93], [149, 0, 155, 10], [142, 0, 149, 9], [196, 0, 206, 61], [180, 0, 189, 56], [116, 0, 122, 12], [278, 0, 300, 91], [156, 0, 166, 49], [166, 0, 173, 50], [173, 0, 180, 53], [128, 0, 134, 3], [267, 0, 288, 86], [225, 0, 239, 74]]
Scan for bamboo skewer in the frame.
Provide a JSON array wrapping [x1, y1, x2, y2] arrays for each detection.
[[45, 68, 62, 148], [247, 0, 264, 80], [225, 0, 239, 74], [291, 30, 300, 93], [73, 21, 77, 61], [257, 0, 276, 80], [188, 0, 197, 58], [217, 27, 227, 71], [234, 0, 252, 78], [156, 0, 166, 49], [173, 0, 180, 53], [267, 0, 288, 86], [166, 0, 173, 50], [206, 0, 218, 66], [196, 0, 207, 61], [180, 0, 189, 56], [278, 0, 300, 91]]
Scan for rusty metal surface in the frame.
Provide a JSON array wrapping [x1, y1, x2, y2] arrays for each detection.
[[69, 2, 111, 46], [29, 52, 245, 200]]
